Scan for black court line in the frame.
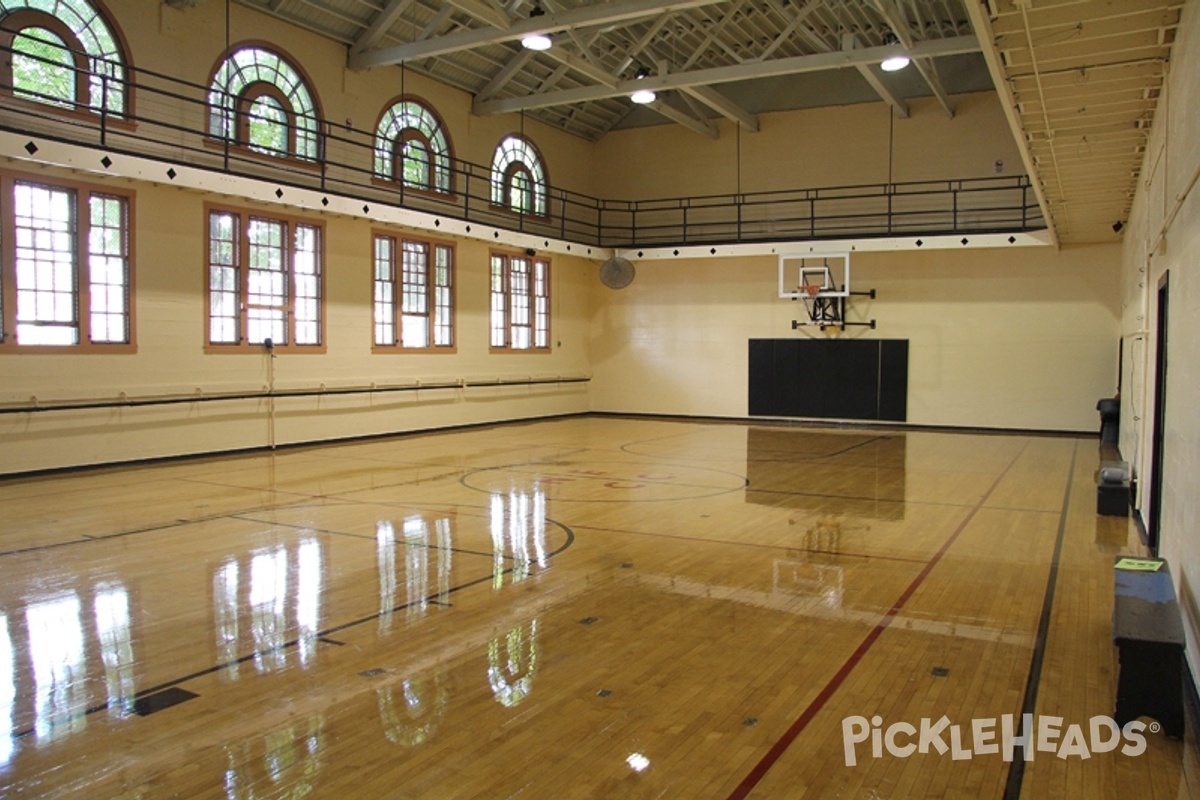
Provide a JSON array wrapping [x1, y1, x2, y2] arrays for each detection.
[[11, 523, 574, 741], [1002, 440, 1079, 800], [568, 523, 932, 565], [229, 514, 530, 561]]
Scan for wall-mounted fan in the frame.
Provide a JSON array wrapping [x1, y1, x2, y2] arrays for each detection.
[[598, 256, 635, 289]]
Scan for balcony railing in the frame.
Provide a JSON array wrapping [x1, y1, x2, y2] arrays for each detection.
[[0, 37, 1044, 250]]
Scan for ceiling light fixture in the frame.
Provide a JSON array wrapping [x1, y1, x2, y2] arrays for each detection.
[[880, 32, 910, 72], [521, 4, 552, 51], [630, 65, 656, 104]]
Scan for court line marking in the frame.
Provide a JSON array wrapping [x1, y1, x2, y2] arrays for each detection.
[[568, 523, 932, 565], [229, 513, 541, 561], [724, 439, 1033, 800], [1002, 440, 1078, 800], [10, 523, 576, 741]]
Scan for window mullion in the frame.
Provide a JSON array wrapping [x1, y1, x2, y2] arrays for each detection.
[[1, 175, 14, 343], [77, 190, 90, 345], [238, 218, 250, 345]]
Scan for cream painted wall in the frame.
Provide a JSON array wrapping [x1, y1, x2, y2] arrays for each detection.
[[592, 92, 1024, 201], [0, 0, 1125, 476], [588, 243, 1119, 432], [131, 0, 598, 197], [1117, 0, 1200, 691], [0, 162, 595, 473]]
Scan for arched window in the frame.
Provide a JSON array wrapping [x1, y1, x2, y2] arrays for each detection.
[[490, 135, 547, 216], [0, 0, 127, 115], [374, 97, 452, 194], [207, 45, 320, 162]]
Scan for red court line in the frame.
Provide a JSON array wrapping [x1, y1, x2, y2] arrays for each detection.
[[724, 440, 1031, 800]]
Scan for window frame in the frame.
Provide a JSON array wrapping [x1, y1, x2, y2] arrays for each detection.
[[489, 134, 549, 219], [204, 202, 326, 354], [0, 168, 137, 354], [489, 250, 551, 354], [206, 42, 323, 167], [0, 3, 133, 123], [372, 95, 455, 197], [372, 230, 456, 353]]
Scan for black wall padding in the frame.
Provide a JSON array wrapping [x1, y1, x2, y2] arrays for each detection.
[[748, 339, 909, 421]]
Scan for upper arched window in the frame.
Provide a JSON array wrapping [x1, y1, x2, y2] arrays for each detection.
[[0, 0, 127, 115], [207, 45, 320, 162], [490, 135, 547, 217], [374, 97, 452, 194]]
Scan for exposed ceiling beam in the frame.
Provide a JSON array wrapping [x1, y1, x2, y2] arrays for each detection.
[[352, 0, 415, 54], [647, 98, 719, 138], [349, 0, 728, 69], [445, 0, 511, 31], [963, 0, 1057, 245], [843, 33, 908, 118], [913, 58, 955, 117], [868, 0, 953, 116], [680, 84, 758, 131], [476, 49, 536, 100], [474, 36, 980, 115], [854, 63, 910, 118]]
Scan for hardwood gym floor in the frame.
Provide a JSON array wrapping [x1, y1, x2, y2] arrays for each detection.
[[1, 416, 1197, 798]]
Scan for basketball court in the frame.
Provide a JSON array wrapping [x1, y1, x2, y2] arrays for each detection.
[[2, 416, 1195, 798]]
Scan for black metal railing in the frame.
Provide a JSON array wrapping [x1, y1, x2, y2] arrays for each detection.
[[0, 34, 1044, 250]]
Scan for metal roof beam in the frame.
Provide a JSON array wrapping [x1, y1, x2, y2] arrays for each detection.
[[680, 84, 758, 131], [352, 0, 415, 53], [473, 36, 979, 114], [349, 0, 728, 69]]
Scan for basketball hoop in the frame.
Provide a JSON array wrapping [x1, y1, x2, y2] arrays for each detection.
[[800, 284, 820, 298]]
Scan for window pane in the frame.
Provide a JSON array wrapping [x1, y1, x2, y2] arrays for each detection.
[[401, 140, 430, 188], [490, 255, 506, 348], [293, 224, 321, 345], [246, 95, 288, 155], [208, 211, 240, 344], [433, 245, 453, 347], [88, 194, 129, 343], [14, 182, 78, 346], [373, 235, 395, 346], [12, 28, 76, 110]]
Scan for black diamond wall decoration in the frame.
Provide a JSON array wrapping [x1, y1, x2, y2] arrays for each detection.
[[24, 141, 37, 154], [100, 156, 112, 168], [275, 188, 283, 199], [166, 168, 177, 180]]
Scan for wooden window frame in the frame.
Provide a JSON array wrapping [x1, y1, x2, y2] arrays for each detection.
[[0, 169, 137, 354], [204, 203, 326, 354], [0, 7, 134, 127], [372, 229, 456, 353], [489, 250, 551, 354]]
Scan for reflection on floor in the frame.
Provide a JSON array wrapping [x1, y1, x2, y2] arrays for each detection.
[[0, 416, 1196, 799]]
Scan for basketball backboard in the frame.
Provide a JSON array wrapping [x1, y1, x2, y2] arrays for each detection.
[[778, 253, 850, 299]]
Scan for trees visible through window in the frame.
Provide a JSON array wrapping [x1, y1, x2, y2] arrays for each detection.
[[0, 172, 133, 350], [0, 0, 127, 115], [490, 136, 547, 216], [206, 206, 323, 351], [373, 232, 453, 350], [208, 46, 320, 162], [490, 252, 549, 351], [374, 98, 452, 194]]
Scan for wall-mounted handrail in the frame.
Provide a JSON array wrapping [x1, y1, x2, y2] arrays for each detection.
[[0, 375, 591, 414]]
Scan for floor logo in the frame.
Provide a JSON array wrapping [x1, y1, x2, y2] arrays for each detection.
[[841, 713, 1151, 767]]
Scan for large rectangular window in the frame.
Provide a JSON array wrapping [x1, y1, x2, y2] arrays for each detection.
[[206, 205, 324, 352], [0, 172, 133, 351], [490, 251, 549, 351], [372, 232, 454, 351]]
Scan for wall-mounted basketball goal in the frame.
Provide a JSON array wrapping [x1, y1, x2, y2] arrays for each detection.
[[778, 253, 876, 331]]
